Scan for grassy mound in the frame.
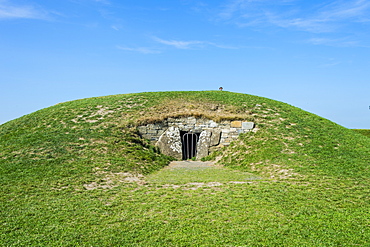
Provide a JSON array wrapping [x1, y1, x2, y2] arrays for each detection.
[[353, 129, 370, 138], [1, 91, 369, 246]]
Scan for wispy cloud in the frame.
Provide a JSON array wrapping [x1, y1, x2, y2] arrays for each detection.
[[152, 36, 238, 50], [116, 46, 161, 54], [111, 25, 122, 31], [0, 1, 48, 20], [117, 37, 238, 55], [308, 37, 360, 47], [153, 37, 205, 49], [218, 0, 370, 33]]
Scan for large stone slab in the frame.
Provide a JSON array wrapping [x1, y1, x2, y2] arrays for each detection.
[[156, 127, 182, 160], [210, 129, 221, 146], [196, 130, 212, 159]]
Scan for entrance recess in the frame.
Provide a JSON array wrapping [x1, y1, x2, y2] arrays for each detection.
[[181, 132, 199, 160]]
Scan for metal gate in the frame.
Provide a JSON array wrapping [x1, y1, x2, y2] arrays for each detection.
[[182, 133, 199, 160]]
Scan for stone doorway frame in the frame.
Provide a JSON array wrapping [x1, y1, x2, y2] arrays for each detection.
[[137, 117, 255, 160], [181, 132, 199, 160]]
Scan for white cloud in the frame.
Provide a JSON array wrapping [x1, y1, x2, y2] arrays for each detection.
[[218, 0, 370, 33], [111, 25, 120, 31], [116, 46, 161, 54], [153, 37, 204, 49], [308, 37, 360, 47], [319, 0, 370, 20], [0, 1, 48, 20], [152, 36, 238, 50]]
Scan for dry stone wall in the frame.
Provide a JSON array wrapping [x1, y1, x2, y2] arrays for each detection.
[[137, 117, 255, 160]]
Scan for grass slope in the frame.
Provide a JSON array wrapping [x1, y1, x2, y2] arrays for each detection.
[[353, 129, 370, 138], [1, 91, 369, 246]]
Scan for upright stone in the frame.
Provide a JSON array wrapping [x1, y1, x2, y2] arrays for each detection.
[[156, 127, 182, 160], [196, 130, 212, 159], [210, 129, 221, 146]]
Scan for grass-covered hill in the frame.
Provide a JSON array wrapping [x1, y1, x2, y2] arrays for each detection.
[[1, 91, 369, 246], [353, 129, 370, 138]]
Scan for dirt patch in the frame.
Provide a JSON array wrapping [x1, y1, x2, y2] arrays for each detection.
[[166, 161, 221, 169], [83, 170, 145, 190]]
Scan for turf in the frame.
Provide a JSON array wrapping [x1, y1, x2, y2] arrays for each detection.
[[1, 91, 369, 246], [353, 129, 370, 138]]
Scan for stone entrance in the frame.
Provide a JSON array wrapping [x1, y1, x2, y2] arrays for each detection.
[[137, 117, 255, 160], [181, 132, 199, 160]]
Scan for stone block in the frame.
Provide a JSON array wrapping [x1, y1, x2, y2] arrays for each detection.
[[196, 130, 212, 159], [187, 117, 196, 124], [238, 129, 245, 134], [147, 129, 158, 135], [210, 129, 221, 146], [147, 124, 155, 129], [221, 129, 230, 134], [242, 122, 255, 130], [137, 126, 147, 133], [209, 121, 218, 128], [231, 121, 242, 128], [156, 127, 182, 160], [154, 124, 164, 130]]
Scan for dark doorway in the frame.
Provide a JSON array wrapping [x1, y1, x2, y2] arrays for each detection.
[[180, 131, 200, 160]]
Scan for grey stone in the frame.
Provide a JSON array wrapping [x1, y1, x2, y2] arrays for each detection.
[[210, 129, 221, 146], [138, 117, 255, 159], [242, 122, 255, 130], [238, 129, 245, 134], [147, 124, 155, 129], [156, 127, 182, 160], [147, 129, 158, 135], [138, 126, 148, 133], [209, 121, 218, 128], [222, 129, 230, 134], [157, 129, 166, 136], [196, 130, 212, 159]]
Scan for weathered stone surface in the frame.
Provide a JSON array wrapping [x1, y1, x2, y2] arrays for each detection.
[[196, 130, 212, 159], [210, 129, 221, 146], [137, 117, 258, 159], [237, 129, 245, 134], [157, 127, 182, 160], [242, 122, 255, 130], [231, 121, 242, 128], [209, 121, 218, 128]]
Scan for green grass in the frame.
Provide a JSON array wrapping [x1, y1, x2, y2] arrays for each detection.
[[146, 163, 262, 184], [353, 129, 370, 138], [1, 91, 370, 246]]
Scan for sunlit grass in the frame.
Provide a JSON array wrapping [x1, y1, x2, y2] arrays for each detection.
[[1, 91, 370, 246], [146, 162, 262, 184]]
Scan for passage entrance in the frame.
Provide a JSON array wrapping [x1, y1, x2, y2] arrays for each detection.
[[181, 132, 199, 160]]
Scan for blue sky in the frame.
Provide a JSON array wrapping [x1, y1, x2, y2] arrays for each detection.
[[1, 0, 369, 128]]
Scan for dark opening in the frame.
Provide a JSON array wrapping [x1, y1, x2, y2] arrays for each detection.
[[180, 131, 200, 160]]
